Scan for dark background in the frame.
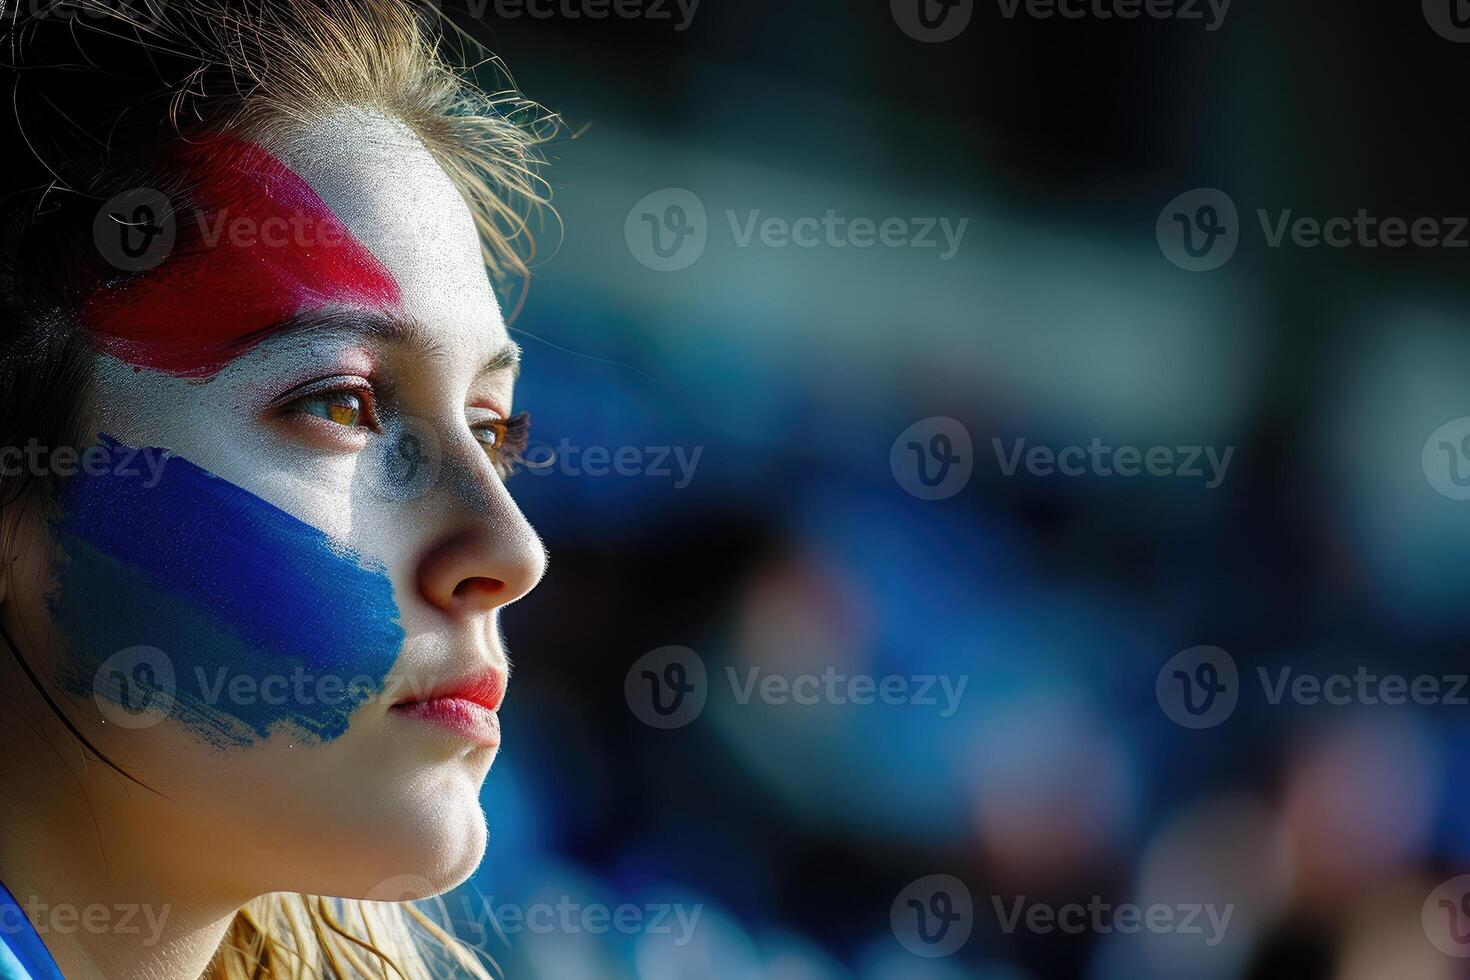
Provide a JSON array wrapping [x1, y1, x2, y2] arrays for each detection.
[[438, 1, 1470, 977]]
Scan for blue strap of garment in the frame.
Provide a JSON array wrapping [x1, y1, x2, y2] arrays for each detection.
[[0, 880, 63, 980]]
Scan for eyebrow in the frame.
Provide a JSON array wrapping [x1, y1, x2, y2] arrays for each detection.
[[253, 308, 522, 380]]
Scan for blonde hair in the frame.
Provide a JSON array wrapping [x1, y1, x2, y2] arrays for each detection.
[[97, 0, 550, 288], [212, 894, 494, 979], [2, 0, 555, 974]]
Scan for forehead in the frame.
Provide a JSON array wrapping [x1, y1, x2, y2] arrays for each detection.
[[81, 107, 505, 378], [264, 108, 503, 344]]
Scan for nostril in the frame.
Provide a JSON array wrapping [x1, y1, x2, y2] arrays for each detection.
[[416, 527, 540, 615], [453, 577, 504, 600]]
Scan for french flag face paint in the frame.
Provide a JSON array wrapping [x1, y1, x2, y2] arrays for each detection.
[[81, 136, 402, 379], [6, 108, 542, 909], [47, 436, 405, 747]]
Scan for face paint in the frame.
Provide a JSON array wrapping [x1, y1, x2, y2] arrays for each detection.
[[81, 137, 402, 379], [47, 435, 404, 747]]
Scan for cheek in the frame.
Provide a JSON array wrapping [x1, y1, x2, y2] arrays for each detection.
[[45, 435, 404, 748]]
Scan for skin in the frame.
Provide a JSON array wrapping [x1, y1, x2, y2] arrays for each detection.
[[0, 107, 546, 980]]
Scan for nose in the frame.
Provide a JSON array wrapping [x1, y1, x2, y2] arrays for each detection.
[[416, 470, 546, 618]]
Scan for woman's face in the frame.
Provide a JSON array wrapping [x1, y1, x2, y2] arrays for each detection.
[[1, 108, 545, 902]]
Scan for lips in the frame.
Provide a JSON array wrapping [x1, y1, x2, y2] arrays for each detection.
[[390, 669, 506, 746]]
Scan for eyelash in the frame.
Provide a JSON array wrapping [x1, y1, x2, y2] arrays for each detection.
[[474, 411, 532, 477], [283, 381, 532, 478]]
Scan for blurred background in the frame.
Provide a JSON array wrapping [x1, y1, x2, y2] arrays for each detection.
[[431, 1, 1470, 977]]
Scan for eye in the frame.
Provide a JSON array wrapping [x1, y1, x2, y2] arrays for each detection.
[[470, 410, 531, 476], [472, 422, 502, 451], [292, 390, 366, 428], [278, 378, 379, 433]]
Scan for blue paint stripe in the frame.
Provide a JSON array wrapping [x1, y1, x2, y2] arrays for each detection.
[[48, 435, 404, 745], [53, 435, 402, 676]]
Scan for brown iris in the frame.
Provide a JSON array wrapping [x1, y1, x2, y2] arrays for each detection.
[[299, 391, 363, 428]]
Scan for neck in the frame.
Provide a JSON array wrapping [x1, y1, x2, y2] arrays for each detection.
[[0, 708, 247, 980], [0, 862, 237, 980]]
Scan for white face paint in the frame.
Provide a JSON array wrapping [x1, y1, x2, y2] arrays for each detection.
[[8, 107, 546, 903]]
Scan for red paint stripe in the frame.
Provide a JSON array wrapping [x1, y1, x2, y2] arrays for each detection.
[[82, 137, 401, 379]]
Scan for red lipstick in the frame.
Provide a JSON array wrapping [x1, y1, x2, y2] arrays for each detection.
[[390, 670, 506, 747]]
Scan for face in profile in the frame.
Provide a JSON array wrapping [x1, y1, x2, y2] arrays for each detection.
[[3, 106, 546, 902]]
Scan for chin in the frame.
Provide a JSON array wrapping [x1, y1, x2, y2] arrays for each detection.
[[356, 764, 491, 898], [249, 758, 491, 901]]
